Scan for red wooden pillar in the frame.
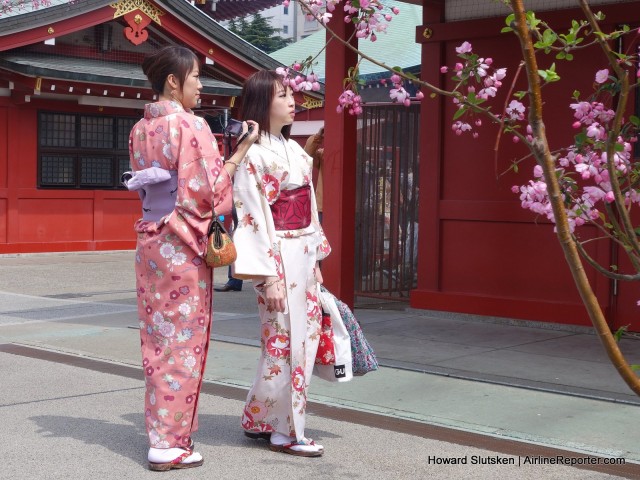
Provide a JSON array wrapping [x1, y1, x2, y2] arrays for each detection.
[[411, 0, 445, 306], [321, 9, 357, 307]]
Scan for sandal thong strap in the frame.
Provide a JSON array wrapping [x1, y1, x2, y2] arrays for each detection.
[[284, 439, 317, 448], [171, 448, 193, 465]]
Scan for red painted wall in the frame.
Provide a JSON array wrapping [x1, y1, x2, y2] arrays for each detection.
[[0, 97, 139, 253], [411, 3, 637, 329]]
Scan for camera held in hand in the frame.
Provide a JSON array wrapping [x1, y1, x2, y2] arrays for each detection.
[[224, 118, 244, 137]]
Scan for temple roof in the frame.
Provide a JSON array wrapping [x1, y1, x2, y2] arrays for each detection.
[[0, 53, 241, 95]]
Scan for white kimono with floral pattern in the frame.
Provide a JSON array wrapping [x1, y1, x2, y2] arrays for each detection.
[[233, 133, 331, 441]]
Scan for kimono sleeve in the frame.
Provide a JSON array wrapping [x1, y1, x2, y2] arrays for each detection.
[[290, 140, 331, 261], [163, 116, 232, 257], [310, 180, 331, 261], [232, 150, 281, 280]]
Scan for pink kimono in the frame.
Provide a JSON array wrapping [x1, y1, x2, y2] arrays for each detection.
[[129, 100, 232, 448]]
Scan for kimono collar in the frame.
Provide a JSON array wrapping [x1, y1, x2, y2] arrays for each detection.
[[143, 100, 190, 120], [262, 132, 286, 145]]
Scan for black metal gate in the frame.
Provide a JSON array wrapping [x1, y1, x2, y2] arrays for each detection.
[[355, 104, 420, 300]]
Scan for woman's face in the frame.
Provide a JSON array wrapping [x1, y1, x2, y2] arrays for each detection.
[[269, 82, 295, 134], [177, 60, 202, 109]]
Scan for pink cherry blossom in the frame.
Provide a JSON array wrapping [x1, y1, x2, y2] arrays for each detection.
[[594, 69, 609, 84], [533, 165, 543, 178], [506, 100, 526, 121], [390, 86, 408, 104], [456, 41, 473, 54]]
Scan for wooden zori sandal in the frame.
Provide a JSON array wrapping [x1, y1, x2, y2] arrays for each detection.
[[244, 431, 271, 441], [269, 438, 324, 457]]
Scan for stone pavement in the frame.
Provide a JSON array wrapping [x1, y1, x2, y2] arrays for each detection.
[[1, 250, 640, 479]]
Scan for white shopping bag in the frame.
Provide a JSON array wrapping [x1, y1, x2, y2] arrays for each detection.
[[313, 288, 353, 383]]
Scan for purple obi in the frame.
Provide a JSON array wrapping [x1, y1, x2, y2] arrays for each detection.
[[122, 167, 178, 222]]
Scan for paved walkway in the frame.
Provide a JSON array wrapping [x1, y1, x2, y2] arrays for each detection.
[[1, 251, 640, 479]]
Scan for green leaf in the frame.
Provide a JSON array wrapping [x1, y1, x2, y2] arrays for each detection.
[[630, 116, 640, 127], [404, 71, 419, 81], [631, 365, 640, 371], [538, 63, 561, 83], [505, 13, 515, 27], [452, 107, 467, 121], [613, 325, 627, 342]]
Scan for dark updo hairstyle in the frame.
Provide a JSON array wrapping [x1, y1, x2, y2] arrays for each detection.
[[142, 46, 200, 95], [241, 70, 292, 143]]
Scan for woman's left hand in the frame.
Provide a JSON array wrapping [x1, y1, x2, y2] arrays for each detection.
[[314, 262, 323, 284]]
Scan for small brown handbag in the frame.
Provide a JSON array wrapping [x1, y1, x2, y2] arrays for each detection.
[[205, 215, 237, 268]]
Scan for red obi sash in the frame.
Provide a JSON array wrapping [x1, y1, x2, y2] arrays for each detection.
[[270, 185, 312, 231]]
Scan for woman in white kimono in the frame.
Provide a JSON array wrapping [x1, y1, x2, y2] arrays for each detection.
[[232, 70, 331, 457]]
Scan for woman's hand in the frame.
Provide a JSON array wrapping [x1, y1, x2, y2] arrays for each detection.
[[314, 262, 323, 284], [264, 277, 286, 313], [241, 120, 259, 146], [224, 120, 259, 171]]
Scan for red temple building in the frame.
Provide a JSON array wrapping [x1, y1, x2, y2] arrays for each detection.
[[318, 0, 640, 332], [1, 0, 639, 332], [0, 0, 322, 252]]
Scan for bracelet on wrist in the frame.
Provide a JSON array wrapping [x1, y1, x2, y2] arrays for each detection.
[[224, 159, 241, 167], [263, 278, 282, 288]]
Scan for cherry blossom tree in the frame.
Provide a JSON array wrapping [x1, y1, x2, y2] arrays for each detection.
[[282, 0, 640, 396]]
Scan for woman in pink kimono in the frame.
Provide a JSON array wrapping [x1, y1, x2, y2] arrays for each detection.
[[233, 70, 331, 457], [128, 46, 258, 471]]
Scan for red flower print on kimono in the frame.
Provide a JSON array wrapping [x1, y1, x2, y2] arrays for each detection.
[[262, 173, 280, 204], [306, 290, 321, 321], [292, 366, 306, 393], [241, 409, 255, 430], [246, 400, 268, 422], [241, 213, 254, 227], [266, 335, 291, 358]]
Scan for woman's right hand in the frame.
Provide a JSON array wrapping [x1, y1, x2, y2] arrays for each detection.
[[242, 120, 259, 146], [263, 278, 286, 313]]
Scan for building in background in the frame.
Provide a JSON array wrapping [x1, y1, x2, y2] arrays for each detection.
[[259, 0, 322, 41], [0, 0, 322, 254]]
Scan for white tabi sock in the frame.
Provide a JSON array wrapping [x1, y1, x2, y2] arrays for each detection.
[[148, 447, 202, 464]]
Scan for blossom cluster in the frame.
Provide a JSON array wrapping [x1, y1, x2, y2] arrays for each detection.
[[280, 0, 410, 112], [297, 0, 400, 41], [440, 42, 515, 139], [386, 73, 424, 107], [275, 66, 321, 92], [513, 71, 638, 233]]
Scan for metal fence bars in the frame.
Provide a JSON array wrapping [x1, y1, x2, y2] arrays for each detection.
[[355, 104, 420, 300]]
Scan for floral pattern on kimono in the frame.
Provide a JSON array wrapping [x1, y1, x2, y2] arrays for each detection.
[[130, 100, 232, 448], [233, 134, 330, 441]]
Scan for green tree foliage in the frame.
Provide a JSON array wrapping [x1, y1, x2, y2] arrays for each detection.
[[227, 13, 293, 53]]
